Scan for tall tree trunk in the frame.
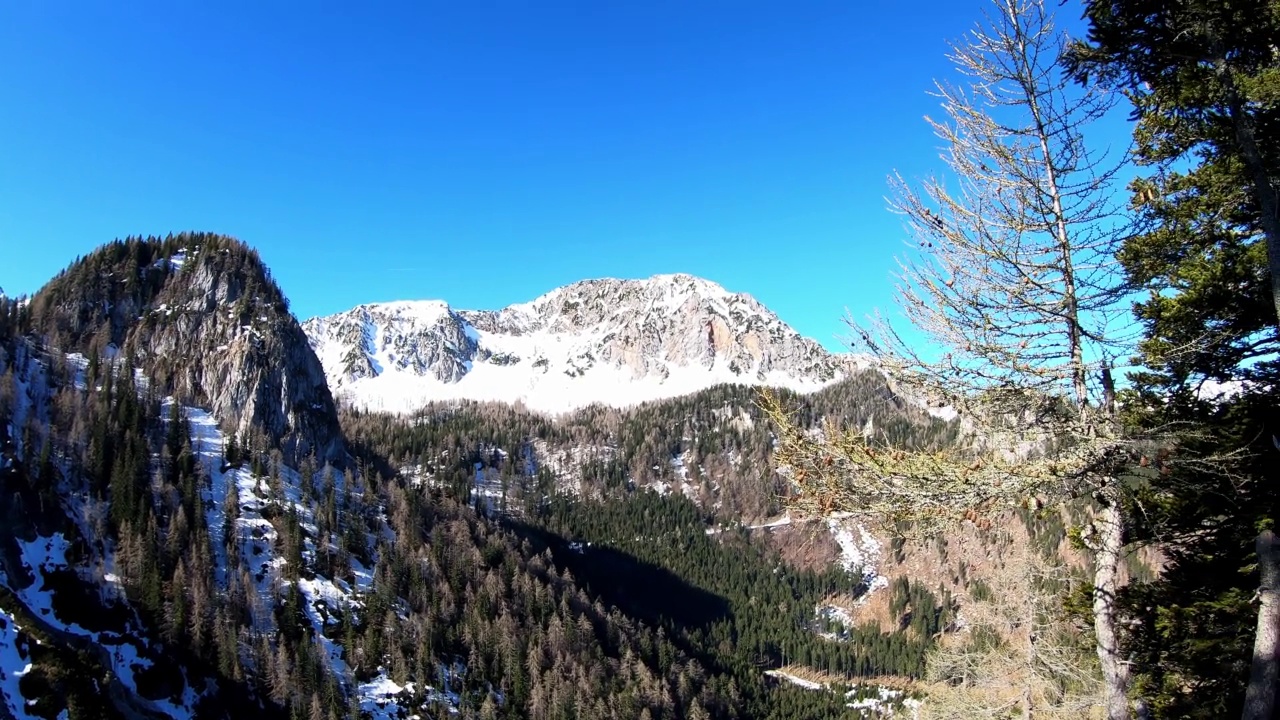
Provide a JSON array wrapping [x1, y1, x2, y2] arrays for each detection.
[[1242, 529, 1280, 720], [1018, 5, 1088, 413], [1217, 56, 1280, 720], [1093, 499, 1131, 720]]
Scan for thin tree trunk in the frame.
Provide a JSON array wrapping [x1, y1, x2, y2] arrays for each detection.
[[1015, 0, 1088, 413], [1093, 499, 1131, 720], [1242, 529, 1280, 720], [1024, 585, 1037, 720]]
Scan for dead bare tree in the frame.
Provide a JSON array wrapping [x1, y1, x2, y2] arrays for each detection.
[[920, 529, 1103, 719], [762, 0, 1142, 716]]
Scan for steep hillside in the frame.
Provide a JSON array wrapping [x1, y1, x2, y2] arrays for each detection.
[[303, 273, 855, 414], [0, 325, 761, 717], [28, 233, 344, 465]]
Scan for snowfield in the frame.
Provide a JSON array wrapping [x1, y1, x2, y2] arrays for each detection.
[[320, 330, 836, 416]]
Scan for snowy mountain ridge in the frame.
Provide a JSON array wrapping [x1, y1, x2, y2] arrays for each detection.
[[302, 273, 854, 414]]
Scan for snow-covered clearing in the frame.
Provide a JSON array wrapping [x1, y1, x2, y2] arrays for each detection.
[[767, 668, 919, 717], [813, 518, 888, 637], [359, 664, 468, 719], [765, 669, 825, 690], [472, 459, 509, 516], [846, 686, 921, 716], [827, 518, 887, 595], [652, 450, 699, 499], [704, 511, 796, 536]]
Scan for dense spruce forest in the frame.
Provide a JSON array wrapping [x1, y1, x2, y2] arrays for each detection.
[[333, 373, 965, 715]]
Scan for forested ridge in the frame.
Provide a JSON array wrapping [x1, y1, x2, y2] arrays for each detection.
[[339, 375, 957, 524]]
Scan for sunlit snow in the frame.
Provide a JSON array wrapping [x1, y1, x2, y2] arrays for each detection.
[[305, 276, 847, 415]]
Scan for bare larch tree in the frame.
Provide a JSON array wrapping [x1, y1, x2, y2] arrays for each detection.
[[762, 0, 1142, 717]]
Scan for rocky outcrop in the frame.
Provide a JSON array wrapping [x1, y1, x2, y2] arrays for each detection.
[[30, 233, 345, 465], [304, 301, 478, 384], [464, 273, 842, 381]]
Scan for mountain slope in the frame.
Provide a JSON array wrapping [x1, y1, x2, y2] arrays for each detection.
[[304, 273, 852, 414], [28, 233, 345, 464]]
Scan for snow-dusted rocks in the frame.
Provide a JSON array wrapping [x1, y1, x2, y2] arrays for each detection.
[[304, 274, 852, 414]]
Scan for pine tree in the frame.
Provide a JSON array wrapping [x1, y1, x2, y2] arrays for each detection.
[[225, 432, 240, 469]]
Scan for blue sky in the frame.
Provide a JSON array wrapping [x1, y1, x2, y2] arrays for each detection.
[[0, 1, 1104, 351]]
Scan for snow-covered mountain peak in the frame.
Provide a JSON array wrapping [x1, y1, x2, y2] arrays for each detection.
[[369, 299, 454, 320], [648, 272, 740, 298], [304, 274, 851, 414]]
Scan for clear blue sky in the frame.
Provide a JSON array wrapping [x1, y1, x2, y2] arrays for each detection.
[[0, 0, 1100, 351]]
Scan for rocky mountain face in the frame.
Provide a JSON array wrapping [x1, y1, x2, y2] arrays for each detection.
[[28, 233, 345, 464], [303, 273, 852, 414]]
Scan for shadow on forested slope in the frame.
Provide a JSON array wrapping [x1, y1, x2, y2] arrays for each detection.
[[509, 521, 731, 633]]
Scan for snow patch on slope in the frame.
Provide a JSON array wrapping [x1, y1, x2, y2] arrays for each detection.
[[827, 518, 886, 591], [182, 402, 365, 621], [814, 518, 887, 637], [359, 666, 467, 719], [0, 608, 37, 720], [766, 668, 919, 717], [174, 401, 447, 714], [846, 686, 921, 715], [4, 533, 200, 718], [765, 669, 824, 690]]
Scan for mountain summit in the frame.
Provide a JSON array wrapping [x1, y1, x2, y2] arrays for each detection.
[[29, 233, 346, 463], [303, 273, 850, 413]]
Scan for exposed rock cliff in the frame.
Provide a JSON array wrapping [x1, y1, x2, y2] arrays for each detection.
[[29, 233, 345, 464], [304, 273, 852, 414]]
